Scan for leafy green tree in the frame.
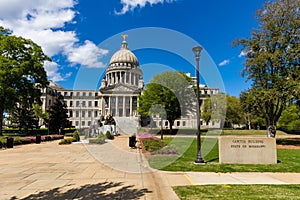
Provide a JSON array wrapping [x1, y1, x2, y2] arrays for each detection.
[[33, 103, 49, 127], [48, 95, 72, 134], [235, 0, 300, 137], [9, 106, 39, 134], [278, 103, 300, 130], [201, 98, 212, 124], [0, 26, 49, 135], [225, 95, 243, 128], [138, 71, 195, 138]]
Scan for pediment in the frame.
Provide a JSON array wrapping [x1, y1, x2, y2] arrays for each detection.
[[100, 83, 140, 94]]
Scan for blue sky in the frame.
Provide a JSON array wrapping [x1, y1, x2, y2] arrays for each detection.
[[0, 0, 265, 96]]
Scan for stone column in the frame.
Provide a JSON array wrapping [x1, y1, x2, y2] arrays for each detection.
[[116, 96, 118, 116], [129, 72, 132, 85], [109, 73, 111, 85], [108, 96, 111, 115], [130, 96, 133, 116], [123, 96, 126, 116]]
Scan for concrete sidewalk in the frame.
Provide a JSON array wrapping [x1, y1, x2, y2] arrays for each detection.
[[163, 172, 300, 186], [0, 138, 178, 200]]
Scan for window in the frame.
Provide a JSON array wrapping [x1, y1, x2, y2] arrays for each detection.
[[88, 101, 92, 107], [82, 101, 86, 107], [82, 121, 85, 126], [70, 92, 73, 97], [95, 101, 98, 107], [89, 92, 92, 96], [76, 92, 80, 96], [177, 121, 180, 126], [69, 111, 73, 117], [88, 121, 91, 126], [82, 111, 85, 118], [76, 111, 79, 117], [88, 111, 91, 117], [75, 121, 79, 126], [94, 111, 98, 117], [165, 121, 168, 126], [183, 121, 186, 126], [70, 101, 73, 107], [76, 101, 80, 107], [64, 92, 68, 96], [83, 92, 86, 96], [95, 92, 98, 96]]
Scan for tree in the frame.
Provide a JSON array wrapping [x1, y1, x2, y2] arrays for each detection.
[[201, 98, 212, 124], [235, 0, 300, 137], [32, 103, 49, 127], [9, 106, 39, 134], [278, 103, 300, 130], [48, 95, 71, 134], [0, 26, 49, 135], [138, 71, 195, 137], [225, 95, 243, 128]]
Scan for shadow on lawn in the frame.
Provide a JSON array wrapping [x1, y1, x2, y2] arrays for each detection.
[[10, 181, 151, 200]]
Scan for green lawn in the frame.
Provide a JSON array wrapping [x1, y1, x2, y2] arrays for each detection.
[[223, 129, 287, 136], [148, 138, 300, 172], [173, 185, 300, 200]]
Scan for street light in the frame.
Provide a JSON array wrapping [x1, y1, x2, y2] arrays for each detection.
[[159, 93, 164, 140], [193, 46, 205, 164]]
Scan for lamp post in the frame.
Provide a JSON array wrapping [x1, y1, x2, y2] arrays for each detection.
[[193, 46, 205, 164], [159, 93, 164, 140]]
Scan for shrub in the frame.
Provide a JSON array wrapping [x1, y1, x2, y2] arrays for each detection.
[[59, 138, 74, 145], [140, 138, 167, 152], [19, 137, 32, 144], [151, 144, 179, 155], [50, 135, 64, 140], [105, 131, 114, 140], [73, 131, 80, 142], [0, 137, 6, 148], [89, 134, 106, 144]]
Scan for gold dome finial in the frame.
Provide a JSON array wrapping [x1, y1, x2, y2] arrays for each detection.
[[121, 34, 128, 49], [122, 34, 128, 42]]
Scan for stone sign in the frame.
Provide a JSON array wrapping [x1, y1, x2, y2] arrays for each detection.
[[218, 136, 277, 164]]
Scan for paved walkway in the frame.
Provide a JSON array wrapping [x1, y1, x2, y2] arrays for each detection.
[[0, 135, 299, 200]]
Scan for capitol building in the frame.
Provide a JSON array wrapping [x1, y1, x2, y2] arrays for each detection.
[[41, 36, 220, 131]]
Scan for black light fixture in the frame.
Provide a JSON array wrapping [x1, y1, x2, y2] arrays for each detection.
[[192, 46, 205, 164]]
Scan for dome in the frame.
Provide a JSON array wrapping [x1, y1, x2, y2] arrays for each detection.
[[108, 39, 139, 66]]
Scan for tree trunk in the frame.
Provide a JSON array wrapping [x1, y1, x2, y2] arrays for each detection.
[[0, 113, 3, 136], [169, 120, 174, 134], [0, 108, 4, 136]]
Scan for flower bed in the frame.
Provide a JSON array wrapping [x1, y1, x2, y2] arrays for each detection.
[[139, 134, 179, 155]]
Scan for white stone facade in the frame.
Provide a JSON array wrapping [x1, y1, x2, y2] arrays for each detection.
[[43, 37, 221, 130]]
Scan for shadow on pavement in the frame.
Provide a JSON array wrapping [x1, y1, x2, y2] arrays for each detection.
[[10, 181, 152, 200]]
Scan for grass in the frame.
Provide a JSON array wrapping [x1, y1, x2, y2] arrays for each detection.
[[203, 129, 288, 136], [147, 137, 300, 172], [173, 185, 300, 200]]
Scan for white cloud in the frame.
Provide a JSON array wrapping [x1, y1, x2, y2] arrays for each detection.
[[66, 40, 109, 68], [44, 61, 71, 82], [238, 50, 247, 58], [218, 59, 230, 67], [115, 0, 176, 15], [0, 0, 108, 82]]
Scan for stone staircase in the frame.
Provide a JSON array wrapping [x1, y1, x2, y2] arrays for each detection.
[[114, 117, 138, 135]]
